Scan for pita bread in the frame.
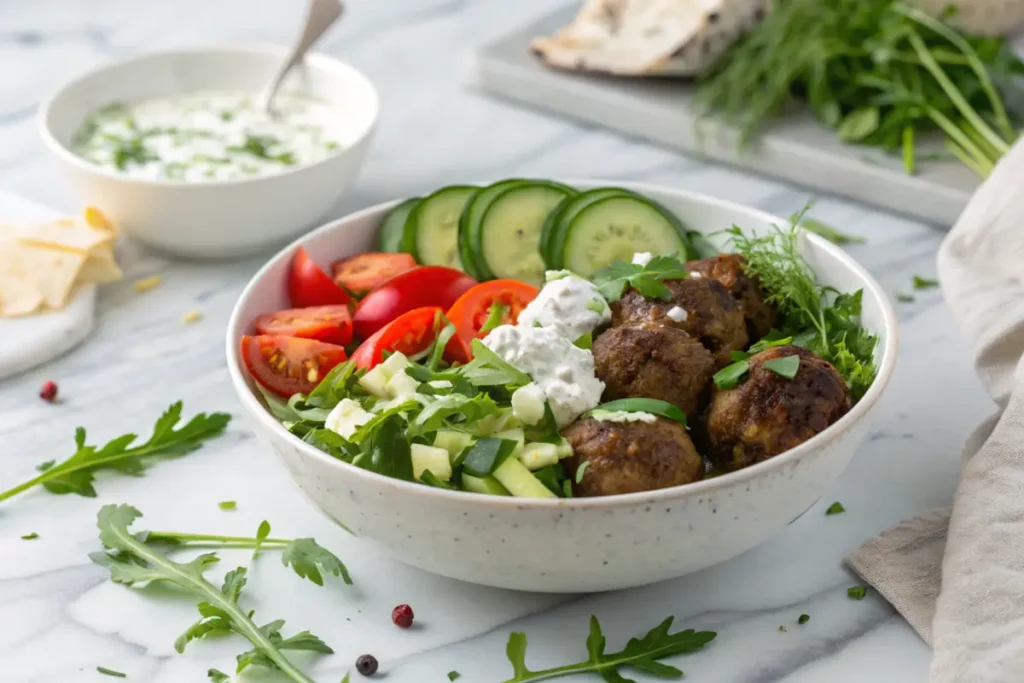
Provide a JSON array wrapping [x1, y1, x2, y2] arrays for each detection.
[[531, 0, 771, 77]]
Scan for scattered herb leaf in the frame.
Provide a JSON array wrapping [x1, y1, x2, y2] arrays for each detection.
[[97, 666, 127, 678], [848, 585, 867, 600], [575, 461, 590, 484], [20, 532, 39, 540], [0, 402, 230, 505], [912, 275, 939, 290], [218, 501, 237, 511], [480, 302, 509, 335], [586, 398, 688, 427], [448, 672, 461, 681], [713, 359, 750, 390], [826, 502, 846, 515], [778, 625, 787, 632], [799, 217, 866, 245], [763, 355, 801, 379], [501, 614, 715, 683], [462, 438, 517, 477], [591, 256, 689, 302], [798, 614, 810, 625], [896, 293, 916, 303]]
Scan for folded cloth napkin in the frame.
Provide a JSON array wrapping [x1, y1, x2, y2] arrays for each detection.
[[848, 138, 1024, 682]]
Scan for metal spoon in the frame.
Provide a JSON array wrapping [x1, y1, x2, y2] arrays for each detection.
[[259, 0, 344, 117]]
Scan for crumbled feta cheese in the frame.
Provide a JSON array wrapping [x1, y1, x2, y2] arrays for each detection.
[[516, 274, 610, 341], [632, 252, 654, 266], [511, 382, 547, 425], [666, 306, 689, 322], [589, 410, 658, 423], [325, 398, 373, 439], [689, 271, 702, 278]]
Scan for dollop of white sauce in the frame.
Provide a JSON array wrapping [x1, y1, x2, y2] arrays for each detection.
[[589, 410, 658, 423], [484, 325, 604, 428], [517, 272, 611, 342], [666, 305, 689, 322], [74, 90, 354, 182], [632, 252, 654, 266]]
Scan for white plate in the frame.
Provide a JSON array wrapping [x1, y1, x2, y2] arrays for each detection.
[[0, 192, 95, 379]]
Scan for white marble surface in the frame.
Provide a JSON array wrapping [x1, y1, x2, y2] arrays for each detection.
[[0, 1, 994, 681]]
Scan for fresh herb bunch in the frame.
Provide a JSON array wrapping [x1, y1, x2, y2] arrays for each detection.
[[502, 615, 716, 682], [0, 402, 230, 505], [728, 213, 878, 400], [697, 0, 1024, 176], [91, 505, 337, 683]]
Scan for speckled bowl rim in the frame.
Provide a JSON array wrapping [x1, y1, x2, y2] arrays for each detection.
[[226, 179, 899, 509], [36, 45, 380, 189]]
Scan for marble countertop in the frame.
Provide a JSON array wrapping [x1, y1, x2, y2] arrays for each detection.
[[0, 1, 993, 681]]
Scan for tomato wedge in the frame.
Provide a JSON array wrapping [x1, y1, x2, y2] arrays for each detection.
[[444, 280, 539, 362], [289, 246, 352, 308], [352, 266, 476, 340], [241, 335, 348, 397], [253, 305, 353, 346], [332, 252, 417, 295], [350, 306, 449, 369]]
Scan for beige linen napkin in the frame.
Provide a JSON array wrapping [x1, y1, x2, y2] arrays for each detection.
[[848, 138, 1024, 682]]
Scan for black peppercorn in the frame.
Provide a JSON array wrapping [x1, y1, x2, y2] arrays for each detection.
[[356, 654, 379, 676]]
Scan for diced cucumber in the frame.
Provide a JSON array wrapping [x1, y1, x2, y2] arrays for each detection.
[[542, 187, 636, 268], [378, 197, 419, 252], [458, 178, 529, 280], [555, 438, 574, 459], [434, 430, 474, 459], [494, 428, 525, 459], [462, 474, 511, 496], [519, 442, 560, 471], [493, 457, 556, 499], [358, 365, 391, 398], [380, 351, 411, 376], [385, 371, 419, 399], [470, 410, 521, 437], [477, 181, 575, 286], [402, 185, 476, 268], [412, 444, 453, 482], [562, 195, 689, 277]]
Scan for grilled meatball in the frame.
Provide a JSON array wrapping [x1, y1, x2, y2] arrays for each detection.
[[687, 254, 777, 340], [563, 416, 704, 497], [705, 345, 850, 470], [593, 323, 714, 417], [611, 277, 748, 368]]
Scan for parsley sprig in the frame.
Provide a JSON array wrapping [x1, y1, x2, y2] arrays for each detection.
[[503, 615, 715, 683], [591, 256, 689, 302], [0, 402, 231, 505], [91, 505, 332, 683]]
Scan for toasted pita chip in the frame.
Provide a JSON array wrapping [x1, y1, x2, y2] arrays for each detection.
[[0, 238, 84, 315]]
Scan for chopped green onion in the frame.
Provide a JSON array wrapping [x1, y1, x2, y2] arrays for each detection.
[[713, 359, 750, 390]]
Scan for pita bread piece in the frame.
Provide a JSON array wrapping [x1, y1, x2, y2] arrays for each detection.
[[531, 0, 771, 77], [0, 237, 85, 316]]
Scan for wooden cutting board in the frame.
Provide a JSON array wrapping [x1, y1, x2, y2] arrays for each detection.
[[469, 4, 985, 226], [0, 192, 96, 379]]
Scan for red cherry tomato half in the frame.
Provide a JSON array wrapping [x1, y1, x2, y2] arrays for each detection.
[[352, 266, 476, 340], [350, 306, 446, 369], [241, 335, 348, 397], [253, 305, 353, 346], [332, 252, 417, 296], [288, 246, 352, 308], [444, 280, 539, 363]]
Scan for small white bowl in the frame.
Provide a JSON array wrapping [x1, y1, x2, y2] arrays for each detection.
[[38, 47, 378, 259], [227, 181, 899, 593]]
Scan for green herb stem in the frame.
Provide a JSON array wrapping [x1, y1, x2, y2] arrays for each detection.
[[145, 531, 293, 547]]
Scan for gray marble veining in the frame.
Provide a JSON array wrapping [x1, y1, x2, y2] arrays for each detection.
[[0, 1, 989, 681]]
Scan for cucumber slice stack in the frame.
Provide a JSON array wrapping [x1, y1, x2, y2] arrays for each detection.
[[378, 180, 694, 282]]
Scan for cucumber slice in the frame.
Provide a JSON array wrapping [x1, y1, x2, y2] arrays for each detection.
[[378, 197, 419, 252], [562, 195, 688, 277], [458, 178, 529, 280], [492, 457, 556, 498], [545, 188, 639, 269], [477, 181, 575, 285], [462, 474, 510, 496], [402, 185, 476, 268]]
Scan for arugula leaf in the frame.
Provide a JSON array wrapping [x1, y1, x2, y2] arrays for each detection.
[[912, 275, 939, 290], [368, 414, 414, 481], [459, 339, 532, 388], [591, 256, 689, 302], [0, 402, 230, 504], [763, 355, 801, 379], [713, 359, 750, 390], [428, 320, 459, 372], [253, 521, 271, 559], [799, 217, 866, 245], [91, 505, 327, 683], [282, 538, 353, 586], [501, 615, 715, 683], [304, 360, 360, 410], [462, 438, 518, 477]]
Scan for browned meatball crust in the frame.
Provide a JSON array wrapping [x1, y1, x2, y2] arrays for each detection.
[[705, 345, 850, 470], [593, 323, 715, 417], [562, 417, 704, 497], [687, 254, 777, 340], [611, 277, 748, 368]]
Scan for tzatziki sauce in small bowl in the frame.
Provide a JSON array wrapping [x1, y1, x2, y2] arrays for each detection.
[[39, 47, 378, 258], [74, 91, 352, 183]]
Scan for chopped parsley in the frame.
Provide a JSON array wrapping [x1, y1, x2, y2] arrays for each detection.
[[448, 672, 461, 681], [847, 585, 867, 600], [20, 532, 39, 540], [825, 502, 845, 515], [798, 614, 810, 624], [591, 255, 689, 302], [912, 275, 939, 290], [218, 501, 237, 510], [896, 293, 916, 303], [778, 625, 787, 632]]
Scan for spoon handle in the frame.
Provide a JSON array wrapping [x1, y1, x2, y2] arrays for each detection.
[[260, 0, 344, 112]]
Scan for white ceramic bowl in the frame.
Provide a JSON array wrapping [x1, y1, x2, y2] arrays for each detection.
[[226, 181, 899, 593], [38, 47, 378, 259]]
